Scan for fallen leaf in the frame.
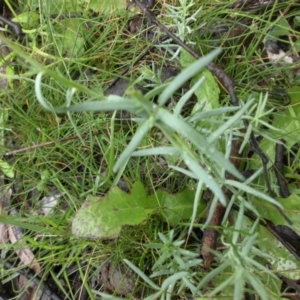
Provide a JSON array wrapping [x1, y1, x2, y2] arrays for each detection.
[[8, 210, 40, 273]]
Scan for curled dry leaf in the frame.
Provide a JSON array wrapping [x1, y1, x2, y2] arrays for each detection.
[[8, 209, 40, 273]]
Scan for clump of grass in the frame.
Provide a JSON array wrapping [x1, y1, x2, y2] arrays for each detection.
[[0, 0, 299, 299]]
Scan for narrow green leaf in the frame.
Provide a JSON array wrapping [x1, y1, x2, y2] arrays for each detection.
[[92, 291, 126, 300], [132, 147, 180, 156], [225, 179, 282, 207], [192, 68, 220, 113], [57, 97, 140, 114], [182, 152, 226, 205], [174, 76, 205, 116], [158, 49, 221, 106], [233, 270, 245, 300], [196, 261, 231, 291], [143, 291, 162, 300], [157, 108, 243, 180], [188, 180, 203, 235], [207, 99, 255, 143], [209, 273, 236, 296], [124, 259, 160, 290], [161, 272, 188, 290], [189, 106, 239, 122], [169, 165, 198, 179], [0, 215, 62, 235], [241, 233, 258, 257], [246, 273, 268, 300], [144, 83, 169, 101], [113, 117, 154, 172]]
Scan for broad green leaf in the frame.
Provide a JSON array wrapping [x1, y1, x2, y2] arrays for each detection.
[[158, 187, 206, 224], [295, 37, 300, 53], [295, 16, 300, 27], [274, 89, 300, 146], [12, 12, 40, 29], [0, 159, 14, 178], [180, 49, 196, 69], [72, 182, 157, 239], [192, 69, 220, 113], [158, 49, 221, 106], [81, 0, 126, 13], [72, 182, 204, 239], [180, 49, 220, 112], [253, 193, 300, 279], [268, 17, 291, 39], [53, 19, 86, 57]]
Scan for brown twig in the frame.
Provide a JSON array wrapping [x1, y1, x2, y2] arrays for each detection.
[[275, 139, 291, 198], [0, 15, 22, 36], [202, 138, 242, 269]]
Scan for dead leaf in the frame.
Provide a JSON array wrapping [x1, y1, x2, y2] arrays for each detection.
[[8, 209, 40, 273]]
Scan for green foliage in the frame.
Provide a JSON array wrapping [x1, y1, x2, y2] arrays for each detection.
[[253, 193, 300, 279], [1, 0, 300, 298], [0, 108, 14, 178], [72, 182, 205, 239], [199, 206, 276, 300], [181, 50, 220, 113], [119, 229, 202, 300]]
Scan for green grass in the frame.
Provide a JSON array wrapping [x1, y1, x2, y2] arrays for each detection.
[[0, 0, 300, 299]]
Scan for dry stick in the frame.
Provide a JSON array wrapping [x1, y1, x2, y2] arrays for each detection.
[[0, 15, 22, 36], [202, 138, 242, 269], [274, 139, 291, 198], [273, 140, 293, 225]]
